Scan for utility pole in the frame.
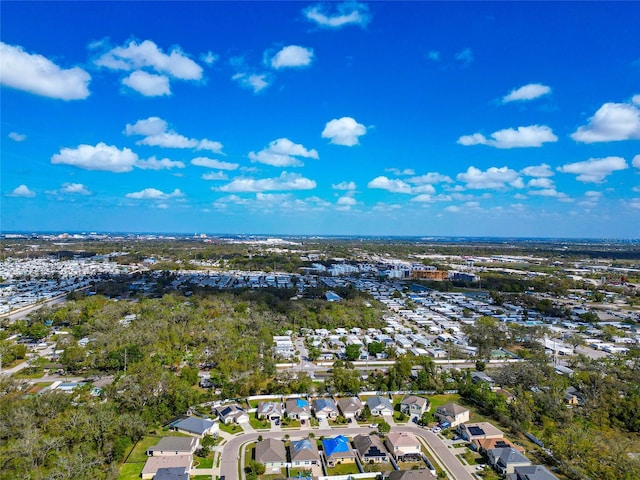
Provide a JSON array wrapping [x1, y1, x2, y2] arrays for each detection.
[[124, 348, 127, 374]]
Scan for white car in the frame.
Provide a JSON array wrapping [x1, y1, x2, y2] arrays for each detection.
[[431, 426, 441, 433], [369, 423, 378, 428]]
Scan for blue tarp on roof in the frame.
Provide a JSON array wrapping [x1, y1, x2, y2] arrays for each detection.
[[293, 439, 313, 453], [322, 435, 350, 457], [296, 398, 309, 408]]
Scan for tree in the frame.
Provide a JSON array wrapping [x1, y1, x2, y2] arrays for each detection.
[[345, 344, 362, 362], [462, 316, 507, 359], [377, 420, 391, 434], [367, 341, 385, 355]]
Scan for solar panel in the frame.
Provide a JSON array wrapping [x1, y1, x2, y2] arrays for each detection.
[[468, 426, 485, 436]]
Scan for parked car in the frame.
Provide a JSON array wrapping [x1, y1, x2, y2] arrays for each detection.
[[431, 426, 441, 433]]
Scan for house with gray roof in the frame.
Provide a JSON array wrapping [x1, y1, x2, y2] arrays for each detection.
[[154, 467, 190, 480], [488, 447, 531, 475], [435, 402, 469, 427], [146, 436, 199, 456], [366, 396, 394, 416], [286, 398, 311, 421], [506, 465, 559, 480], [337, 396, 363, 418], [141, 455, 192, 480], [399, 395, 430, 417], [255, 438, 287, 469], [353, 434, 389, 464], [256, 401, 283, 420], [290, 438, 320, 468], [312, 398, 339, 419], [214, 404, 249, 424], [172, 416, 218, 437]]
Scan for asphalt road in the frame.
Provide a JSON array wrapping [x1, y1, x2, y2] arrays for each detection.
[[219, 424, 474, 480]]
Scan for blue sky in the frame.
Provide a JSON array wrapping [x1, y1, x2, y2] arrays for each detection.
[[2, 1, 639, 237]]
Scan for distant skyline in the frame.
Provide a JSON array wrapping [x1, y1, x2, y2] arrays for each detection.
[[2, 1, 639, 237]]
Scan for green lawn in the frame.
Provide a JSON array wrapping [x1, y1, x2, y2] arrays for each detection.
[[195, 456, 214, 468], [117, 462, 144, 480], [397, 461, 427, 471], [289, 468, 314, 477], [125, 436, 162, 463], [192, 476, 213, 480], [219, 422, 243, 434], [426, 393, 461, 410], [363, 462, 395, 472], [326, 462, 360, 475], [249, 416, 271, 430]]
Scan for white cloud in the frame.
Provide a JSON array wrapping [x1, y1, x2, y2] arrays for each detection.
[[527, 177, 554, 189], [514, 193, 528, 200], [322, 116, 367, 146], [558, 156, 628, 183], [125, 188, 183, 200], [454, 48, 473, 66], [125, 117, 224, 153], [427, 51, 440, 61], [521, 163, 554, 177], [337, 195, 357, 206], [444, 205, 460, 212], [368, 176, 412, 194], [529, 188, 569, 199], [385, 168, 416, 176], [407, 172, 453, 184], [411, 194, 433, 203], [122, 70, 171, 96], [216, 172, 317, 192], [585, 191, 602, 199], [0, 42, 90, 100], [95, 39, 202, 80], [571, 101, 640, 143], [456, 166, 523, 190], [60, 183, 91, 195], [191, 157, 239, 170], [8, 132, 26, 142], [7, 184, 35, 197], [458, 125, 558, 148], [201, 171, 228, 181], [135, 156, 185, 170], [270, 45, 314, 69], [332, 181, 356, 190], [631, 154, 640, 169], [200, 51, 218, 65], [303, 2, 371, 28], [249, 138, 318, 167], [51, 142, 138, 173], [232, 72, 270, 93], [503, 83, 551, 103]]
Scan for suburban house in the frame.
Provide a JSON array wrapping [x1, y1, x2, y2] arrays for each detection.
[[384, 432, 422, 461], [337, 396, 363, 418], [488, 447, 531, 475], [435, 402, 470, 427], [312, 398, 339, 419], [399, 395, 430, 417], [256, 401, 283, 420], [506, 465, 559, 480], [388, 470, 435, 480], [471, 371, 495, 386], [458, 422, 504, 442], [141, 455, 192, 480], [154, 467, 190, 480], [290, 438, 321, 468], [353, 434, 389, 464], [286, 398, 311, 422], [255, 438, 287, 469], [366, 396, 394, 416], [322, 435, 357, 466], [171, 416, 218, 437], [146, 437, 199, 456], [563, 386, 584, 406], [472, 437, 524, 454], [214, 404, 249, 424]]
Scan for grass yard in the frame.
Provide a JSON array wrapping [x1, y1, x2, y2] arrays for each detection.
[[195, 456, 214, 468], [397, 461, 427, 471], [363, 462, 395, 472], [249, 416, 271, 430], [192, 476, 213, 480], [125, 436, 161, 463], [289, 468, 314, 477], [326, 462, 360, 475], [117, 462, 144, 480], [219, 422, 243, 434], [426, 393, 461, 410]]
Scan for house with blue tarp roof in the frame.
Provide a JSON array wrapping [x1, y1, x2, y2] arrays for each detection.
[[286, 398, 311, 421], [290, 438, 320, 467], [322, 435, 356, 466]]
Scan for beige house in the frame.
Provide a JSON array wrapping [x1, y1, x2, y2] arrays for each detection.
[[384, 432, 422, 461], [435, 402, 469, 427], [141, 455, 192, 479], [255, 438, 287, 469], [458, 422, 504, 442]]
